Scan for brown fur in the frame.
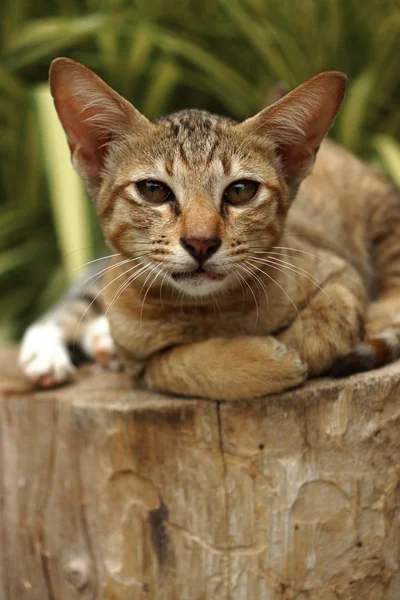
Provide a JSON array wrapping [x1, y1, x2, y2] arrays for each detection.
[[44, 58, 400, 400]]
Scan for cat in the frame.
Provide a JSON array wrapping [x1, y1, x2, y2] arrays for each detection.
[[19, 57, 400, 400]]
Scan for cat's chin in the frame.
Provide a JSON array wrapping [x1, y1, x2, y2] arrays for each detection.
[[169, 270, 229, 298]]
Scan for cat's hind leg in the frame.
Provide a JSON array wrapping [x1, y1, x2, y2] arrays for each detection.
[[332, 183, 400, 375]]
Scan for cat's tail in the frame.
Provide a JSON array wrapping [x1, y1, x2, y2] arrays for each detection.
[[331, 318, 400, 376]]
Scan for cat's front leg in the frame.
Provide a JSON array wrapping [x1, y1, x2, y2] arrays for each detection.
[[142, 336, 307, 401], [277, 269, 367, 376]]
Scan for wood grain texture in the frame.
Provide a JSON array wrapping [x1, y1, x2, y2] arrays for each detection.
[[1, 348, 399, 600]]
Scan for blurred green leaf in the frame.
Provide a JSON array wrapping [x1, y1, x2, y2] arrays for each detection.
[[142, 59, 181, 117], [336, 71, 375, 152], [34, 84, 93, 280], [373, 135, 400, 188]]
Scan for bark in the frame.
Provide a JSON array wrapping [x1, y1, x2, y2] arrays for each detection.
[[0, 348, 399, 600]]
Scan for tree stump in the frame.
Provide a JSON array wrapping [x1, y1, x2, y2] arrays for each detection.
[[1, 347, 399, 600]]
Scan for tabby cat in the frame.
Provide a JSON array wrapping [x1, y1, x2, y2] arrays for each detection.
[[19, 58, 400, 400]]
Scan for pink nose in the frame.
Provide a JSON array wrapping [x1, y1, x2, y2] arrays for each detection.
[[180, 236, 221, 263]]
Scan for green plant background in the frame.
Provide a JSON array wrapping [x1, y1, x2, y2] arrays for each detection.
[[1, 0, 400, 344]]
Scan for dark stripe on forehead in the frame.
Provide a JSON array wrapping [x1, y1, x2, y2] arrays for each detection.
[[221, 154, 231, 176], [206, 139, 220, 166], [179, 143, 189, 167], [165, 155, 174, 176]]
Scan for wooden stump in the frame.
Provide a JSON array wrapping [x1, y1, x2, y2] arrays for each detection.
[[1, 347, 399, 600]]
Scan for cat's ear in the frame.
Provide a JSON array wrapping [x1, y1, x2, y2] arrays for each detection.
[[49, 57, 151, 197], [241, 71, 347, 196]]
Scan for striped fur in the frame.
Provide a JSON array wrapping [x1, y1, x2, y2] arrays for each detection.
[[19, 59, 400, 398]]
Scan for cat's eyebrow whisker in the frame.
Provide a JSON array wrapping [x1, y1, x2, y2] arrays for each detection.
[[247, 259, 301, 321], [251, 256, 334, 307], [235, 266, 259, 327]]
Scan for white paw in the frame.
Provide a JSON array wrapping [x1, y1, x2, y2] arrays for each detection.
[[19, 323, 75, 387], [81, 316, 120, 370]]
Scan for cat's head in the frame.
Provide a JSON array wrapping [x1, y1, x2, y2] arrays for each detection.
[[50, 58, 346, 298]]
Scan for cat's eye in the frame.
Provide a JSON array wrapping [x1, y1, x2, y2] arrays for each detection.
[[136, 180, 172, 204], [223, 180, 259, 205]]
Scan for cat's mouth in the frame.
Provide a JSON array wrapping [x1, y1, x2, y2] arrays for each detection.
[[171, 268, 225, 282]]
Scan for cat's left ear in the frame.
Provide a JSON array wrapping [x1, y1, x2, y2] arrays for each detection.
[[240, 71, 347, 196], [49, 57, 151, 198]]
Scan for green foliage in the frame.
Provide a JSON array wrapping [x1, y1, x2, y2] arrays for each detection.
[[1, 0, 400, 342]]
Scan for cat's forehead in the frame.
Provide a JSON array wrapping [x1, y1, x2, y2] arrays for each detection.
[[145, 109, 265, 179], [152, 109, 240, 167], [155, 109, 237, 138]]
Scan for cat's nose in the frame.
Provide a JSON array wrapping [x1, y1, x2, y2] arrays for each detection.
[[180, 236, 221, 263]]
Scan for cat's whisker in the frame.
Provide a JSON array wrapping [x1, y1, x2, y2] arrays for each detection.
[[74, 253, 121, 270], [140, 265, 164, 328], [159, 268, 170, 308], [210, 287, 222, 316], [240, 261, 269, 308], [250, 250, 306, 262], [252, 255, 320, 286], [277, 233, 352, 258], [178, 289, 186, 316], [247, 259, 301, 320], [247, 245, 321, 263], [251, 255, 334, 307], [246, 233, 349, 259], [65, 245, 102, 258], [248, 258, 308, 304], [74, 260, 150, 347], [105, 263, 153, 316], [272, 246, 322, 260], [231, 271, 246, 311], [235, 266, 259, 327], [79, 253, 152, 291]]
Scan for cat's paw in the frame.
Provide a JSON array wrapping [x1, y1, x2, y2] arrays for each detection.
[[81, 315, 120, 371], [257, 337, 308, 395], [270, 339, 308, 389], [19, 323, 75, 387]]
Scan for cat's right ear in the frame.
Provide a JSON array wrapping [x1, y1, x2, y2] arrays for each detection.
[[49, 57, 151, 197]]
